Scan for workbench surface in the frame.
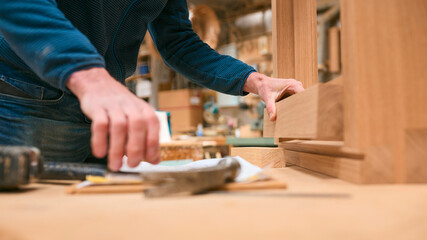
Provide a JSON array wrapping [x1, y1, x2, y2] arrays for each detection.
[[1, 167, 426, 240]]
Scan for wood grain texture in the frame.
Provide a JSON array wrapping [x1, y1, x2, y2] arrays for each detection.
[[230, 147, 286, 168], [265, 80, 343, 140], [285, 150, 363, 183], [341, 0, 427, 183], [262, 109, 275, 137], [272, 0, 318, 87]]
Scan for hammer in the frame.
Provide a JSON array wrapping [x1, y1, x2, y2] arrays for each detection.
[[0, 145, 107, 189]]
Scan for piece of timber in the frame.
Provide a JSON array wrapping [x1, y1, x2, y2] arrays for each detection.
[[272, 0, 318, 88], [285, 150, 363, 183], [328, 27, 341, 73], [263, 78, 343, 140], [341, 0, 427, 183], [67, 180, 288, 194], [230, 147, 286, 168], [279, 140, 364, 159]]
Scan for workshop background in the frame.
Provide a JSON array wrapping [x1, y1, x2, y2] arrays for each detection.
[[1, 0, 427, 239]]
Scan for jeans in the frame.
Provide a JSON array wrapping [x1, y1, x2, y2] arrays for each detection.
[[0, 61, 105, 164]]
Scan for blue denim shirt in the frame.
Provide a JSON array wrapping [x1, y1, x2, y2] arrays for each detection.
[[0, 0, 255, 95]]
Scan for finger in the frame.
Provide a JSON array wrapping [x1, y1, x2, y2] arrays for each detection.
[[292, 80, 305, 93], [265, 97, 277, 121], [90, 108, 109, 158], [108, 107, 127, 171], [126, 110, 146, 168], [144, 112, 160, 164]]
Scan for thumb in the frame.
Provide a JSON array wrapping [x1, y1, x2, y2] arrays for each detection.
[[265, 98, 277, 121]]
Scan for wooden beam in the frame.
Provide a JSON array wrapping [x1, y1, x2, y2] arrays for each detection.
[[230, 147, 286, 168], [285, 150, 363, 183], [263, 78, 343, 140], [272, 0, 318, 88]]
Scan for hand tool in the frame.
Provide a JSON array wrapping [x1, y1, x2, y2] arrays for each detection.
[[68, 157, 245, 198], [140, 157, 240, 198], [0, 145, 107, 190]]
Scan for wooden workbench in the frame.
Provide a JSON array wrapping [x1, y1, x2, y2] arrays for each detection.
[[1, 167, 426, 240]]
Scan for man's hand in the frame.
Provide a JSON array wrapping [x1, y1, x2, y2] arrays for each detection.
[[67, 67, 160, 171], [243, 72, 304, 121]]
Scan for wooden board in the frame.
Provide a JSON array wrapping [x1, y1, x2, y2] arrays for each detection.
[[279, 140, 364, 159], [272, 0, 318, 88], [230, 147, 286, 168], [263, 79, 343, 140], [285, 150, 363, 183], [341, 0, 427, 183]]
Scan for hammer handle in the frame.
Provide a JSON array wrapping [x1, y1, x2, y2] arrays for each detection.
[[41, 162, 107, 180]]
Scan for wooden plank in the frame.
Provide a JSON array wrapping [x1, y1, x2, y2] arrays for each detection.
[[328, 27, 341, 73], [341, 0, 427, 183], [230, 147, 286, 168], [272, 0, 318, 88], [285, 150, 363, 183], [271, 80, 343, 140], [279, 140, 364, 159]]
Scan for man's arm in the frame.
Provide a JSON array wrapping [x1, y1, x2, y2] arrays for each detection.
[[0, 0, 104, 90], [149, 0, 304, 121], [0, 0, 160, 170]]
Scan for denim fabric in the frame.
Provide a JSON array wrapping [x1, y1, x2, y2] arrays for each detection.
[[0, 61, 102, 163]]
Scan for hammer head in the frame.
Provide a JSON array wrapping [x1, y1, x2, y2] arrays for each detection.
[[141, 157, 241, 198], [0, 146, 43, 189]]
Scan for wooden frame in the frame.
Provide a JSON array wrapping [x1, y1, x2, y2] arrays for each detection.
[[266, 0, 427, 183]]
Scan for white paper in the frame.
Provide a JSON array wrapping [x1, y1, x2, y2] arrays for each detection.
[[120, 156, 261, 182]]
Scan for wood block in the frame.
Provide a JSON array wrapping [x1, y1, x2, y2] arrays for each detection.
[[284, 150, 363, 183], [230, 147, 286, 168], [264, 79, 343, 140], [272, 0, 318, 88]]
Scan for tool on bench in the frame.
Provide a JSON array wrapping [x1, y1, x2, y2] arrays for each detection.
[[0, 145, 106, 189], [141, 157, 240, 198]]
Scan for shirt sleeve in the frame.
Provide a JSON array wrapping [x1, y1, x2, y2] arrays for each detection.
[[0, 0, 105, 91], [148, 0, 256, 96]]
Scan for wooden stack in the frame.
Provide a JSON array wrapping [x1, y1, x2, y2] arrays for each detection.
[[265, 0, 427, 183]]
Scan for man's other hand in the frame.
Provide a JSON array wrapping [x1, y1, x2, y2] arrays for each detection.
[[243, 72, 304, 121], [67, 67, 160, 171]]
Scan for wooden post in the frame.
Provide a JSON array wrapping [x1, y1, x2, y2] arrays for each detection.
[[272, 0, 318, 88], [341, 0, 427, 183]]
